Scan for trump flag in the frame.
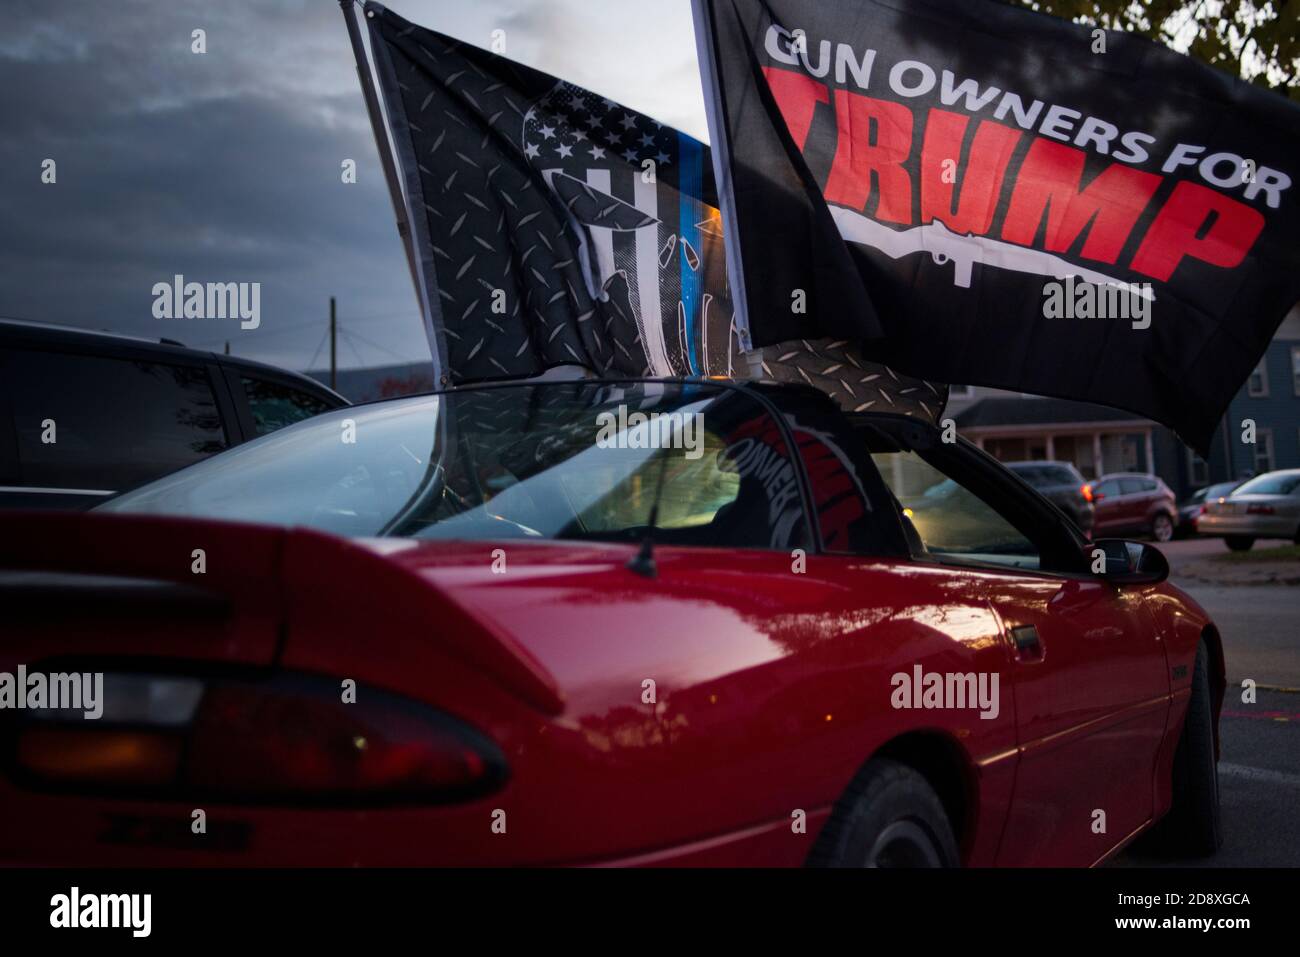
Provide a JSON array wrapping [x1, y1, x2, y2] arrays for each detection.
[[692, 0, 1300, 453]]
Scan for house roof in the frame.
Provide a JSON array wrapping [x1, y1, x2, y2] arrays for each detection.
[[954, 396, 1149, 430]]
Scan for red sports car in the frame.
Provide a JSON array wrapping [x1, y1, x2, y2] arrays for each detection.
[[0, 379, 1223, 866]]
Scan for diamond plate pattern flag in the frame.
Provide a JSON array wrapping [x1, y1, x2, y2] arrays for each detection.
[[359, 1, 947, 422]]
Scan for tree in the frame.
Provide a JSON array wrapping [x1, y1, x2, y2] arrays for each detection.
[[1018, 0, 1299, 98]]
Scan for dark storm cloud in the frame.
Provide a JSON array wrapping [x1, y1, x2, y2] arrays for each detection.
[[0, 0, 427, 370]]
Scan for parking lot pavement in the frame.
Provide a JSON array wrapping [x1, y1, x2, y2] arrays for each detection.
[[1117, 689, 1300, 867], [1115, 537, 1300, 867]]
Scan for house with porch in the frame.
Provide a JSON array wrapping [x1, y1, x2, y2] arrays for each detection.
[[949, 306, 1300, 499]]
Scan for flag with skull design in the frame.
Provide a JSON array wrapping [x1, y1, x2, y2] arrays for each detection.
[[354, 0, 947, 422]]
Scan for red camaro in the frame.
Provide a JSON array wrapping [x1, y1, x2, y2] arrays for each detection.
[[0, 379, 1223, 866]]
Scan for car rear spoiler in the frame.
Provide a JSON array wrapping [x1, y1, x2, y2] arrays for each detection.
[[0, 511, 564, 714]]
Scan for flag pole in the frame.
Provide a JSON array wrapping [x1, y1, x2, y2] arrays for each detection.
[[690, 0, 760, 379], [338, 0, 446, 387]]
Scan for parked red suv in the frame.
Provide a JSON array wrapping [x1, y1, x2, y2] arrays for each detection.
[[1091, 472, 1178, 542]]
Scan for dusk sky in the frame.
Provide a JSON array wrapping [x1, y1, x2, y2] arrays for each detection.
[[0, 0, 708, 373]]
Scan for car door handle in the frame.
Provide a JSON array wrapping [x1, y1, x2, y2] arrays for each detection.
[[1010, 625, 1044, 662]]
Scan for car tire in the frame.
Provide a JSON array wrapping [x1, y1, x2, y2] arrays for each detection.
[[1152, 513, 1174, 542], [1225, 536, 1255, 552], [808, 759, 959, 868], [1148, 641, 1222, 857]]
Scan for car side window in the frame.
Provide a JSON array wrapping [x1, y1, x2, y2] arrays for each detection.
[[1119, 478, 1146, 495], [241, 376, 334, 436], [1095, 479, 1120, 498], [3, 349, 228, 492], [871, 449, 1040, 571], [766, 393, 912, 556]]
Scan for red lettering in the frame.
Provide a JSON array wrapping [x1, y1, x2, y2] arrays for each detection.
[[1130, 181, 1265, 283], [762, 66, 828, 150], [1001, 139, 1161, 264], [823, 89, 913, 224], [920, 109, 1021, 236]]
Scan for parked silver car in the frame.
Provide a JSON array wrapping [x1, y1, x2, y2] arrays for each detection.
[[1197, 468, 1300, 551]]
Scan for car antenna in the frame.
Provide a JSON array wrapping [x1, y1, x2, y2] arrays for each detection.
[[627, 447, 670, 579]]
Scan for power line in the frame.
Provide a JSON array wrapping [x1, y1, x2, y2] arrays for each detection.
[[305, 327, 330, 373], [340, 326, 419, 363], [338, 329, 366, 368]]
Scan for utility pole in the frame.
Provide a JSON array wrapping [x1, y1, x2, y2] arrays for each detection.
[[1221, 404, 1234, 481], [224, 341, 230, 356], [329, 296, 337, 391]]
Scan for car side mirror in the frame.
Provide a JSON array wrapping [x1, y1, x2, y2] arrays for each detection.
[[1087, 538, 1169, 585]]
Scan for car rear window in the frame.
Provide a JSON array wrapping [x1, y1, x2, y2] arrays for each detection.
[[1234, 472, 1300, 496], [1008, 464, 1079, 487], [102, 382, 813, 551], [2, 348, 228, 492], [1008, 464, 1047, 485], [1119, 477, 1154, 494]]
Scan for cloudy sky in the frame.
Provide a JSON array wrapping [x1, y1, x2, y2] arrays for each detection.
[[0, 0, 708, 373]]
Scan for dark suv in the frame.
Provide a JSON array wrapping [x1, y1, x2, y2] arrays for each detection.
[[1004, 460, 1095, 536], [0, 319, 347, 509]]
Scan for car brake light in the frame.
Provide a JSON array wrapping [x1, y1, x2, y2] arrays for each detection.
[[10, 670, 507, 804], [1246, 504, 1275, 515], [1081, 484, 1093, 502]]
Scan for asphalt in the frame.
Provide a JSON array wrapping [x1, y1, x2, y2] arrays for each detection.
[[1114, 537, 1300, 867]]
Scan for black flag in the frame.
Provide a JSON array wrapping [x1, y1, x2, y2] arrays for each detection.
[[350, 1, 947, 422], [692, 0, 1300, 454]]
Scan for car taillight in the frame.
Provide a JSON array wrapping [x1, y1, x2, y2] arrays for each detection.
[[1247, 504, 1275, 515], [1081, 484, 1093, 502], [10, 671, 507, 805]]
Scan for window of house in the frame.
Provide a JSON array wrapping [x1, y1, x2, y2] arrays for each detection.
[[1248, 357, 1269, 397], [1253, 429, 1275, 474]]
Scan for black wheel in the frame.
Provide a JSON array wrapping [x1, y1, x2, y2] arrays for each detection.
[[1225, 536, 1255, 552], [809, 759, 959, 867], [1151, 513, 1174, 543], [1149, 641, 1222, 857]]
